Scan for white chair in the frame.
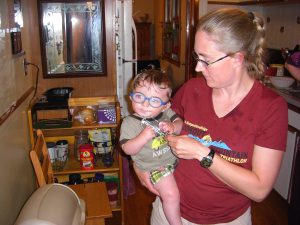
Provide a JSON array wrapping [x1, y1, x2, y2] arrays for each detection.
[[23, 129, 112, 225], [14, 183, 85, 225]]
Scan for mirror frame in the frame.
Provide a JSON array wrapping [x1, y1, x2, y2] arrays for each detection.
[[37, 0, 107, 78]]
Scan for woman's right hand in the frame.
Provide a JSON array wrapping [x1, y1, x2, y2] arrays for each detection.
[[133, 163, 160, 196]]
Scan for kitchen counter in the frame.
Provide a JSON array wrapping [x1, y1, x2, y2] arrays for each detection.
[[267, 84, 300, 109], [267, 83, 300, 203]]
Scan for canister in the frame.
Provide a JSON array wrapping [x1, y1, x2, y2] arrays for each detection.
[[270, 64, 284, 76], [79, 143, 94, 170], [74, 130, 89, 161], [88, 128, 112, 156], [56, 140, 68, 163], [46, 142, 57, 163]]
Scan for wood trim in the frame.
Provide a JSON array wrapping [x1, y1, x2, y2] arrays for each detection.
[[185, 0, 198, 81], [288, 103, 300, 114], [0, 87, 34, 126]]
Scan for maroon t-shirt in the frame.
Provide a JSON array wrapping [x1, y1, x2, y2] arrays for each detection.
[[171, 77, 288, 224]]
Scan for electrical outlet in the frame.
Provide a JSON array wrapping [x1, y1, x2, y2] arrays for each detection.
[[23, 58, 28, 75]]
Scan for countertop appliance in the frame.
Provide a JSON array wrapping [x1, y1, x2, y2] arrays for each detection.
[[31, 87, 73, 129]]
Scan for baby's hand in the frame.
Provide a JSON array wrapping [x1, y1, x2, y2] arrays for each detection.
[[159, 121, 174, 134], [141, 125, 156, 140]]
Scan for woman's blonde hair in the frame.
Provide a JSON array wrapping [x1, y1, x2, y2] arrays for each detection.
[[197, 8, 266, 79]]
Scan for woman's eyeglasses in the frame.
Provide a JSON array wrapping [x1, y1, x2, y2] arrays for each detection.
[[130, 92, 168, 108], [192, 51, 230, 68]]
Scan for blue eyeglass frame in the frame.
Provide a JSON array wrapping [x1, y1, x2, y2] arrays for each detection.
[[192, 51, 230, 67], [129, 92, 168, 108]]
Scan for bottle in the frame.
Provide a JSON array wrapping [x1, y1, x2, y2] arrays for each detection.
[[94, 173, 104, 182], [74, 130, 89, 161], [79, 143, 94, 170]]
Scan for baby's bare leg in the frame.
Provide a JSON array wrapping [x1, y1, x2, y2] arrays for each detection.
[[154, 174, 183, 225]]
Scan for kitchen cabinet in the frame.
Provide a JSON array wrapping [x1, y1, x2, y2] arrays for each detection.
[[286, 105, 300, 224], [273, 105, 300, 203], [27, 96, 124, 225], [273, 126, 298, 201], [289, 132, 300, 225]]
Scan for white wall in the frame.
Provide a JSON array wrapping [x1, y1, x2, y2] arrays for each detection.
[[208, 3, 300, 50], [0, 100, 35, 225], [0, 0, 36, 224], [262, 4, 300, 49]]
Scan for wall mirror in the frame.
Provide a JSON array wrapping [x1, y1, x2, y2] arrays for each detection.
[[38, 0, 107, 78], [162, 0, 180, 66]]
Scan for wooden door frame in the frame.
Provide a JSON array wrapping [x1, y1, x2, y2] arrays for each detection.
[[184, 0, 199, 81]]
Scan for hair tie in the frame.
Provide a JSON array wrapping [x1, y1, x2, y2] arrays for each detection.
[[248, 12, 255, 21]]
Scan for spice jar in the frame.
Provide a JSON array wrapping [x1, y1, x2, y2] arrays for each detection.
[[79, 143, 94, 170], [74, 130, 89, 161]]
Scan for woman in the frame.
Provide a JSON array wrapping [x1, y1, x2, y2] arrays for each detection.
[[135, 8, 288, 225], [285, 51, 300, 81]]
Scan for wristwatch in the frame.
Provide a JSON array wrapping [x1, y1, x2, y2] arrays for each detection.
[[200, 149, 215, 168]]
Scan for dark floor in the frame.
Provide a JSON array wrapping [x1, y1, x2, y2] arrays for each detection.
[[122, 169, 288, 225]]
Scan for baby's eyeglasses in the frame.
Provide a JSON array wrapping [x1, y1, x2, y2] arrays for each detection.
[[192, 51, 230, 68], [130, 92, 168, 108]]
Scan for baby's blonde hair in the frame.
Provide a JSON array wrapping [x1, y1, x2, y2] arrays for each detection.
[[132, 69, 172, 98]]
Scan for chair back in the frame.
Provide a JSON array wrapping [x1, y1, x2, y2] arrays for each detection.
[[30, 129, 54, 187]]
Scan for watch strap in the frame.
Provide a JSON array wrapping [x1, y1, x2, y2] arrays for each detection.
[[200, 148, 215, 168]]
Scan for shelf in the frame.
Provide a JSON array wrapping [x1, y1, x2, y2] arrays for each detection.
[[27, 96, 124, 225], [36, 123, 118, 137], [53, 149, 120, 175]]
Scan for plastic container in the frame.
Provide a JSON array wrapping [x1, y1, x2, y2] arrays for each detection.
[[54, 140, 68, 171], [88, 128, 113, 157], [94, 173, 104, 182], [97, 103, 116, 124], [46, 142, 57, 164], [102, 152, 114, 167], [79, 143, 94, 170], [270, 64, 284, 76], [74, 130, 89, 161], [106, 182, 118, 207]]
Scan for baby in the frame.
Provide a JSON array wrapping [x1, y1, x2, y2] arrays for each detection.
[[120, 69, 183, 225]]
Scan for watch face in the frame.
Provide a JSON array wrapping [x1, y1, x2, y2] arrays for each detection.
[[200, 156, 213, 168]]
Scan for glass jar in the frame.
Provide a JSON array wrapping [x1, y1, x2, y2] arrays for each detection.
[[74, 130, 89, 161]]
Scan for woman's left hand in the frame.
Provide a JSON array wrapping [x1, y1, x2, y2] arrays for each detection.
[[166, 135, 209, 160]]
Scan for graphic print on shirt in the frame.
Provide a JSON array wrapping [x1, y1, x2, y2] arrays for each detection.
[[183, 120, 248, 164], [151, 136, 171, 158]]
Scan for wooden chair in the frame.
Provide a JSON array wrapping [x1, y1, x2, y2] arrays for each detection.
[[30, 129, 54, 187], [29, 129, 112, 225]]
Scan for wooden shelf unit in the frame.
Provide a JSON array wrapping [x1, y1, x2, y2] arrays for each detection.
[[27, 96, 124, 225]]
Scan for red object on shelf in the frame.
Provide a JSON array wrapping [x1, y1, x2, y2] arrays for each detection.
[[265, 66, 277, 76], [106, 182, 118, 207], [79, 144, 94, 170]]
